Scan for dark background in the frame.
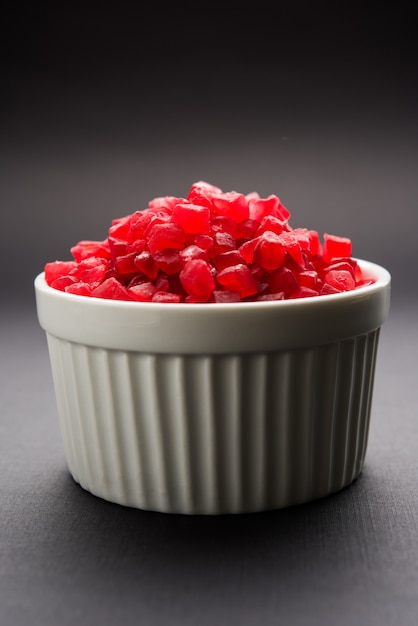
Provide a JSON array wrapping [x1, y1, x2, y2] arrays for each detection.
[[1, 3, 418, 625]]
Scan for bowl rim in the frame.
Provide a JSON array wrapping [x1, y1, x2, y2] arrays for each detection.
[[34, 258, 391, 353]]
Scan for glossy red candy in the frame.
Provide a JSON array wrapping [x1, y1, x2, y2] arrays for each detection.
[[44, 181, 371, 302]]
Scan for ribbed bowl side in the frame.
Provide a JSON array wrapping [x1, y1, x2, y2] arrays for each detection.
[[46, 328, 380, 514]]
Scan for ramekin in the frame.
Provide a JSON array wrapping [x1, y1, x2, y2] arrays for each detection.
[[34, 259, 391, 514]]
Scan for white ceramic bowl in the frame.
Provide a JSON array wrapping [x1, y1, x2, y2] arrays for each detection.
[[35, 259, 390, 514]]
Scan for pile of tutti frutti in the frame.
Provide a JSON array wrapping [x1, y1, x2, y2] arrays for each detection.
[[44, 180, 373, 303]]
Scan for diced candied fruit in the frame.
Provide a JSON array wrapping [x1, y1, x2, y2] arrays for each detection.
[[277, 231, 305, 267], [238, 237, 259, 264], [172, 202, 211, 234], [269, 266, 298, 298], [70, 239, 111, 262], [216, 264, 259, 298], [148, 195, 182, 211], [134, 251, 158, 279], [180, 259, 215, 301], [187, 180, 223, 207], [212, 290, 242, 303], [210, 215, 237, 236], [179, 245, 209, 265], [114, 252, 139, 276], [255, 215, 288, 236], [211, 231, 236, 256], [44, 260, 78, 284], [297, 270, 321, 291], [108, 215, 131, 239], [322, 233, 352, 263], [65, 282, 92, 296], [91, 277, 132, 300], [152, 291, 182, 303], [211, 191, 249, 223], [153, 249, 182, 275], [307, 230, 321, 255], [50, 275, 79, 291], [234, 218, 259, 240], [212, 250, 245, 271], [323, 269, 356, 292], [43, 180, 370, 302], [193, 234, 214, 253], [147, 222, 186, 254], [77, 257, 109, 286], [256, 292, 285, 301], [253, 231, 286, 271], [292, 286, 321, 298], [127, 281, 157, 302]]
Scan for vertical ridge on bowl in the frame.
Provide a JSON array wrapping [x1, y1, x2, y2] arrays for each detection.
[[45, 328, 381, 515]]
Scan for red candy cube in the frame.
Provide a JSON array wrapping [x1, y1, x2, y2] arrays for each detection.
[[44, 180, 369, 302]]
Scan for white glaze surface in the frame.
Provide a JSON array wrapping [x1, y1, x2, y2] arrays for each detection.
[[35, 259, 391, 514], [35, 259, 390, 353], [46, 331, 380, 514]]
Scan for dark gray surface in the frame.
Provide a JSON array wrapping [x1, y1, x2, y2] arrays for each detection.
[[1, 298, 418, 626], [2, 5, 418, 625]]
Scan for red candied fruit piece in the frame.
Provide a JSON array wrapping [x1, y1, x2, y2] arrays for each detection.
[[322, 233, 352, 263], [172, 202, 211, 234], [127, 210, 155, 241], [44, 181, 362, 303], [147, 222, 186, 254], [126, 239, 147, 254], [148, 196, 182, 211], [186, 180, 223, 208], [323, 269, 356, 292], [210, 215, 237, 236], [133, 251, 158, 279], [326, 258, 357, 275], [108, 215, 132, 241], [77, 257, 109, 286], [142, 211, 173, 240], [128, 282, 157, 301], [91, 277, 132, 300], [193, 234, 214, 253], [65, 282, 93, 296], [216, 264, 259, 298], [180, 259, 215, 301], [44, 260, 78, 285], [248, 194, 290, 223], [253, 231, 286, 271], [211, 191, 249, 223], [155, 274, 170, 292], [255, 292, 286, 301], [277, 231, 305, 267], [179, 245, 209, 265], [255, 215, 288, 236], [238, 237, 259, 264], [50, 275, 79, 291], [152, 291, 182, 303], [292, 286, 320, 299], [70, 239, 111, 262], [320, 283, 342, 295], [269, 266, 298, 298], [211, 231, 236, 256], [153, 249, 182, 275], [297, 270, 321, 291], [234, 218, 259, 240], [307, 230, 321, 256], [292, 228, 312, 251], [212, 250, 245, 271], [108, 237, 129, 260], [114, 252, 139, 276], [212, 290, 242, 303]]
